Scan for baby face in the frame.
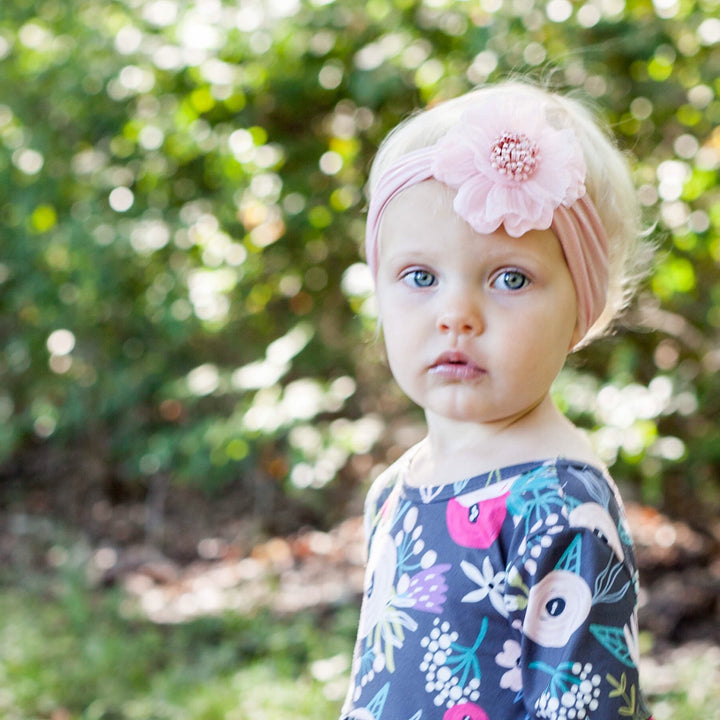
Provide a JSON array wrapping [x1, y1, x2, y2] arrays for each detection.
[[375, 180, 579, 429]]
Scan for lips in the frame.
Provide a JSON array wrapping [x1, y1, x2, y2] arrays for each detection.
[[429, 351, 485, 380]]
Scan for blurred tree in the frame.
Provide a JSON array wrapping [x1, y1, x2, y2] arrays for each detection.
[[0, 0, 718, 533]]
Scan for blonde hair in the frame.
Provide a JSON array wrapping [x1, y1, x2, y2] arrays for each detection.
[[367, 80, 650, 344]]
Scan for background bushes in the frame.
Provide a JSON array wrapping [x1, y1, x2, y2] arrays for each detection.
[[1, 0, 720, 533]]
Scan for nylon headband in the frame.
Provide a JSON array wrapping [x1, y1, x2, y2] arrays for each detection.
[[365, 142, 610, 341]]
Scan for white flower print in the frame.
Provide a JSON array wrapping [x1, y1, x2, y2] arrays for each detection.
[[569, 502, 624, 562], [624, 610, 640, 667], [524, 570, 592, 647], [461, 557, 508, 617], [532, 662, 602, 720], [359, 533, 398, 638], [420, 617, 485, 709], [345, 710, 376, 720], [516, 513, 566, 576], [495, 639, 522, 692]]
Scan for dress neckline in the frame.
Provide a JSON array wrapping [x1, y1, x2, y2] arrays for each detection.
[[395, 445, 605, 503]]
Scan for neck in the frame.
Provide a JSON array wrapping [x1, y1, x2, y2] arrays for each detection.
[[409, 395, 598, 487], [428, 391, 556, 449]]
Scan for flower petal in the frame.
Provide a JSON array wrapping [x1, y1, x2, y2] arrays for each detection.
[[461, 559, 487, 585], [431, 98, 587, 237]]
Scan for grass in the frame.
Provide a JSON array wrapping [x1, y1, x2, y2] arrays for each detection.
[[640, 641, 720, 720], [0, 563, 718, 720], [0, 566, 358, 720]]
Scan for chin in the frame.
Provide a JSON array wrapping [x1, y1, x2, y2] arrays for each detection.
[[427, 400, 497, 425]]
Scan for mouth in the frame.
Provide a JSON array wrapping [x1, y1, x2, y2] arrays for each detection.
[[429, 351, 486, 380]]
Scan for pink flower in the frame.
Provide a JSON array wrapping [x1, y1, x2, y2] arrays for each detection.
[[446, 479, 512, 549], [431, 98, 587, 237], [443, 702, 489, 720]]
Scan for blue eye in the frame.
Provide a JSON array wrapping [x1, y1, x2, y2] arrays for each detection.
[[494, 270, 529, 291], [404, 269, 436, 288]]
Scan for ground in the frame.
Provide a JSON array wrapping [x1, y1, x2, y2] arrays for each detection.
[[1, 451, 719, 719]]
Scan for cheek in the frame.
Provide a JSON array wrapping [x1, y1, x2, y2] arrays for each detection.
[[501, 321, 571, 387], [378, 315, 426, 394], [382, 328, 414, 378], [557, 283, 580, 345], [525, 296, 577, 353], [377, 293, 423, 344], [376, 307, 405, 362]]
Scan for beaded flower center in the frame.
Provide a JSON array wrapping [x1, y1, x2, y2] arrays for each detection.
[[489, 132, 540, 181]]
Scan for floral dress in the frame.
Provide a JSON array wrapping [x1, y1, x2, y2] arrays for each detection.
[[339, 449, 653, 720]]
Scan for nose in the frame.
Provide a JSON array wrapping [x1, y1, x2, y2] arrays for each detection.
[[437, 294, 484, 337]]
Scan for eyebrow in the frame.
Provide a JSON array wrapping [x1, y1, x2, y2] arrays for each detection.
[[381, 237, 554, 267]]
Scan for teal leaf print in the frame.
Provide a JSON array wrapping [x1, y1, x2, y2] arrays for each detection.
[[506, 466, 566, 535], [366, 682, 390, 719], [447, 616, 490, 687], [555, 534, 583, 574], [589, 624, 635, 667]]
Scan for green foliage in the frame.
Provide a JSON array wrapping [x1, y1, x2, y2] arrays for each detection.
[[0, 563, 718, 720], [0, 568, 359, 719], [1, 0, 719, 517]]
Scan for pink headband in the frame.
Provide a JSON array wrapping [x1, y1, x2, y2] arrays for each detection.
[[365, 101, 609, 340]]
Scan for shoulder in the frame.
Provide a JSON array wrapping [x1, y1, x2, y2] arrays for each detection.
[[505, 458, 638, 575], [362, 444, 418, 536], [554, 460, 631, 534], [507, 459, 624, 514]]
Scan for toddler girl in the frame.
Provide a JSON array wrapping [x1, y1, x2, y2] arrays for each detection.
[[340, 81, 653, 720]]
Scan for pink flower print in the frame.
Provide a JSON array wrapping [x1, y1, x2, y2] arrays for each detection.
[[443, 701, 489, 720], [446, 480, 512, 549], [495, 639, 523, 692]]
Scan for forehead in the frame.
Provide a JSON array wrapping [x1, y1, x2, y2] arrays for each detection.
[[379, 180, 456, 239], [377, 180, 565, 266]]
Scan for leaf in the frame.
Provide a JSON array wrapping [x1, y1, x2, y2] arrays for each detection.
[[591, 625, 634, 667], [607, 672, 627, 697]]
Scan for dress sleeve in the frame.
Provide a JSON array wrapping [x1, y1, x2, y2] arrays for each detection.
[[361, 460, 403, 559], [504, 524, 652, 720]]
